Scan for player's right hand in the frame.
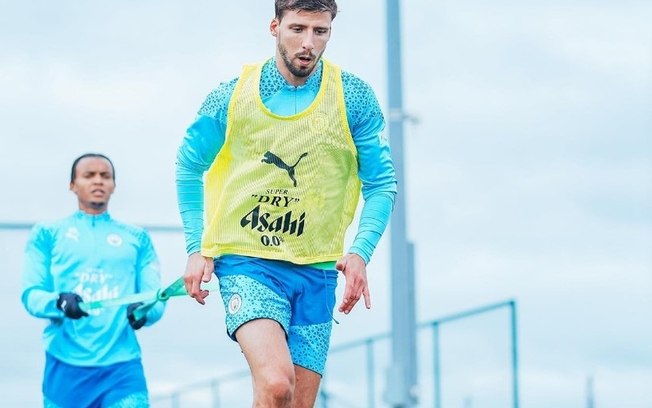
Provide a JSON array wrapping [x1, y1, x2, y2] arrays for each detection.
[[56, 292, 89, 319], [183, 252, 214, 305]]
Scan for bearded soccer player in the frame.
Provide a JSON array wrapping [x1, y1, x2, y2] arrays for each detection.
[[176, 1, 397, 406]]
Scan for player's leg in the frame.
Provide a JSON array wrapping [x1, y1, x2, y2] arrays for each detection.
[[236, 318, 296, 407], [216, 256, 332, 407], [287, 266, 338, 408], [292, 365, 322, 408], [216, 257, 296, 407]]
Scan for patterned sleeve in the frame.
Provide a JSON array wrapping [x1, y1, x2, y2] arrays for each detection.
[[342, 72, 397, 264], [176, 78, 238, 254]]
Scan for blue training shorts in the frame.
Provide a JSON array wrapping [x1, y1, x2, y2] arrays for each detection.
[[43, 353, 149, 408], [215, 255, 338, 375]]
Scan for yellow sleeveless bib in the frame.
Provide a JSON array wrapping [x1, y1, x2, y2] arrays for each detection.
[[201, 60, 361, 264]]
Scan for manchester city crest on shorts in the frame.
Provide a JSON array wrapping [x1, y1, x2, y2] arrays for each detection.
[[228, 294, 242, 314]]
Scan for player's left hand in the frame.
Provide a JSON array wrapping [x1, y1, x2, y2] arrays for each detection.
[[127, 302, 147, 330], [336, 253, 371, 314]]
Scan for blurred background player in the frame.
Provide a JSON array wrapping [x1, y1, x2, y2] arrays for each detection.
[[21, 153, 165, 408]]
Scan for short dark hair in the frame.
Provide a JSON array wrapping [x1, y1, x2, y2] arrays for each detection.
[[70, 153, 115, 183], [275, 0, 338, 20]]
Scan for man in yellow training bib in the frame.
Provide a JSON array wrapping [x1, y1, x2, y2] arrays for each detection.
[[176, 1, 397, 406]]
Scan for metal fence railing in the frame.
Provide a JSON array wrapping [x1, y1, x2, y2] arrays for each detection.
[[151, 300, 519, 408]]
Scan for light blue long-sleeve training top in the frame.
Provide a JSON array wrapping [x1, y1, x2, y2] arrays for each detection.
[[21, 211, 165, 366], [177, 58, 397, 265]]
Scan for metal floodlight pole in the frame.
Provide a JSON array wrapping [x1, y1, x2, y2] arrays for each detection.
[[385, 0, 418, 407], [586, 375, 594, 408]]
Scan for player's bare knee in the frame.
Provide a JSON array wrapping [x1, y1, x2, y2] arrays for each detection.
[[259, 375, 294, 405]]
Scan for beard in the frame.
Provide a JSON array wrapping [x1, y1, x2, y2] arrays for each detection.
[[278, 42, 323, 78]]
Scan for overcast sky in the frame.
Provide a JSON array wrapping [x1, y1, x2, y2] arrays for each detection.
[[1, 1, 651, 407]]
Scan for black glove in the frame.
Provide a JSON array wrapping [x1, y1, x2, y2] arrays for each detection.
[[56, 293, 89, 319], [127, 302, 147, 330]]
